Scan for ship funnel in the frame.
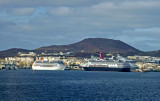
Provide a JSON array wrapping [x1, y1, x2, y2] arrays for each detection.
[[40, 58, 43, 61], [96, 52, 104, 59]]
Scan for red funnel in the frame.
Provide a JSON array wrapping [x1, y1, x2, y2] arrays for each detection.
[[96, 52, 104, 59], [40, 58, 43, 61]]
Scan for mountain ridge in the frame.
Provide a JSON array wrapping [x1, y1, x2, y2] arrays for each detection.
[[0, 48, 30, 57], [34, 38, 141, 53], [1, 38, 158, 57]]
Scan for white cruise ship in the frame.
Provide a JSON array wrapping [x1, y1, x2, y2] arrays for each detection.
[[32, 60, 66, 70], [81, 52, 131, 72]]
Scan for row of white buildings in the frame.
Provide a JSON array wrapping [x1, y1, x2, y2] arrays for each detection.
[[2, 55, 84, 69]]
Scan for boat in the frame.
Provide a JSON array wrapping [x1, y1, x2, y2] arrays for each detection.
[[81, 52, 130, 72], [135, 69, 151, 72], [32, 59, 66, 70]]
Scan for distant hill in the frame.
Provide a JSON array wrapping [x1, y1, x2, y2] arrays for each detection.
[[0, 48, 30, 57], [143, 50, 160, 57], [2, 38, 158, 58], [35, 38, 141, 53]]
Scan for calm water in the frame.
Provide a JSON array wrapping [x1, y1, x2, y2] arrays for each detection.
[[0, 70, 160, 101]]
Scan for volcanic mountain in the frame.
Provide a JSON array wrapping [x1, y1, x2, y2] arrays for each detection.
[[35, 38, 141, 53], [0, 38, 143, 57]]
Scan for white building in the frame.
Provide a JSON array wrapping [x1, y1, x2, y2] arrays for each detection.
[[18, 52, 36, 56], [5, 57, 35, 68]]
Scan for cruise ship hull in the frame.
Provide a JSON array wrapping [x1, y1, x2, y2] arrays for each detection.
[[83, 67, 130, 72], [32, 66, 65, 70], [32, 60, 66, 70]]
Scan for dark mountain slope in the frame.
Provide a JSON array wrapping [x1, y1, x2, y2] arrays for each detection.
[[0, 38, 145, 57], [35, 38, 141, 53], [0, 48, 30, 57]]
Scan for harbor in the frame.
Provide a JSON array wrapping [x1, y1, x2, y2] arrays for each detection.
[[0, 0, 160, 100], [1, 51, 160, 72]]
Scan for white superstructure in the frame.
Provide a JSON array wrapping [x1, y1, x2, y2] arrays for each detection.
[[32, 60, 66, 70], [116, 54, 139, 71], [81, 53, 131, 72]]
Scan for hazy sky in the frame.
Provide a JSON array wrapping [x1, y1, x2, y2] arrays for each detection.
[[0, 0, 160, 51]]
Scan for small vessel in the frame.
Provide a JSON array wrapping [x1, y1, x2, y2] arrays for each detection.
[[81, 52, 130, 72], [135, 69, 151, 72], [32, 59, 66, 70]]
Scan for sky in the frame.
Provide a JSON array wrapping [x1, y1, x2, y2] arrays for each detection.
[[0, 0, 160, 52]]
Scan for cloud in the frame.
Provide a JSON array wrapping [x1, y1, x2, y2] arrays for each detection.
[[0, 0, 107, 7], [48, 7, 72, 16], [134, 28, 160, 33], [8, 7, 35, 16], [92, 1, 160, 10], [0, 20, 15, 30], [0, 0, 160, 51]]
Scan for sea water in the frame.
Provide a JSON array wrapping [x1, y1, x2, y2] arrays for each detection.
[[0, 70, 160, 101]]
